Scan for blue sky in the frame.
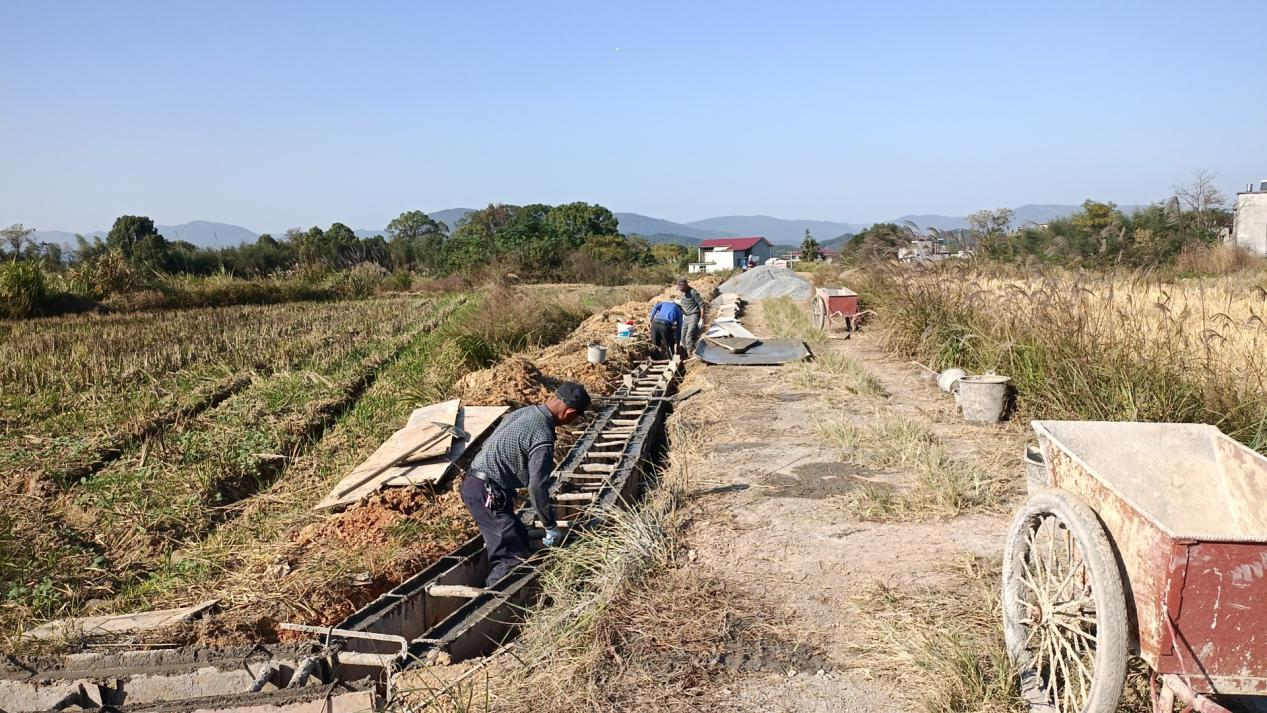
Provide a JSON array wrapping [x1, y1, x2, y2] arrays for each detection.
[[2, 0, 1265, 232]]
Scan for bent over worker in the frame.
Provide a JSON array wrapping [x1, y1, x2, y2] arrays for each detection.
[[676, 278, 704, 352], [460, 382, 591, 586], [647, 299, 683, 359]]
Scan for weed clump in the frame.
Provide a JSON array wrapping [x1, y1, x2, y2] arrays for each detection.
[[818, 414, 1017, 519]]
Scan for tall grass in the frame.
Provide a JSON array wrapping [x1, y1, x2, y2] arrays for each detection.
[[763, 295, 827, 344], [854, 262, 1267, 451], [845, 556, 1021, 712]]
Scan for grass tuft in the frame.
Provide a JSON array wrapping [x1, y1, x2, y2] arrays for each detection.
[[844, 556, 1021, 713], [818, 414, 1017, 519]]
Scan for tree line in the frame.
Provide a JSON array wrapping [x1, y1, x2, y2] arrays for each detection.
[[839, 172, 1238, 268], [2, 201, 693, 280]]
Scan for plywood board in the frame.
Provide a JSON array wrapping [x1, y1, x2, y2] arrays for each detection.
[[705, 319, 756, 340], [382, 405, 508, 487], [399, 398, 463, 460], [23, 600, 218, 641], [314, 399, 461, 510]]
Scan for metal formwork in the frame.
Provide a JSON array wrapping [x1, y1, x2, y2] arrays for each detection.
[[0, 357, 683, 711], [322, 356, 682, 673]]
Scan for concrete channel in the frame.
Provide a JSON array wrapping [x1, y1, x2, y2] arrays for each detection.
[[0, 357, 682, 712]]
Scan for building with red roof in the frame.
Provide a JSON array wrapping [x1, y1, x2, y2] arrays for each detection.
[[688, 236, 774, 273]]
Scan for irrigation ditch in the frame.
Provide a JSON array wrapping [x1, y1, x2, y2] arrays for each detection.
[[0, 355, 685, 712]]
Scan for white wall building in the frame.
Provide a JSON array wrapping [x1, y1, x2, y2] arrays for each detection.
[[688, 237, 774, 273], [1233, 180, 1267, 256]]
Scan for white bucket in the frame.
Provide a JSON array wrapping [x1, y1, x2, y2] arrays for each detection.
[[954, 375, 1009, 424], [587, 343, 608, 364], [616, 323, 634, 338], [937, 368, 967, 393]]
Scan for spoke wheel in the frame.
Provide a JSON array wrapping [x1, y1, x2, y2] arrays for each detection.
[[812, 295, 827, 329], [1003, 488, 1128, 713]]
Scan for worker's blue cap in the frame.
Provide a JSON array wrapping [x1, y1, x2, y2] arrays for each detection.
[[556, 381, 591, 412]]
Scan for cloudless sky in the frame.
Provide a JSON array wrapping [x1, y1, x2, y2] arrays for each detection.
[[2, 0, 1265, 232]]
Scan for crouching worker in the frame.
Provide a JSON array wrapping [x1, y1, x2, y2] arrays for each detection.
[[460, 381, 592, 586], [647, 298, 683, 360]]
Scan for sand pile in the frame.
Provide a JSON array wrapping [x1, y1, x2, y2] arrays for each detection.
[[718, 265, 812, 300]]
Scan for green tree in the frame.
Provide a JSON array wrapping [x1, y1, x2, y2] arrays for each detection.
[[107, 215, 159, 259], [546, 202, 620, 248], [385, 210, 448, 271], [845, 223, 906, 261], [799, 229, 821, 262], [650, 243, 690, 270], [967, 208, 1015, 256], [2, 224, 35, 260]]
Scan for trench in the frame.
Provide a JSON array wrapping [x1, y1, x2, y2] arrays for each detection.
[[0, 355, 684, 712]]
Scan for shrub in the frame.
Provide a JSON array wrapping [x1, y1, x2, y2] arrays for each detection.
[[0, 261, 49, 318], [61, 251, 148, 300]]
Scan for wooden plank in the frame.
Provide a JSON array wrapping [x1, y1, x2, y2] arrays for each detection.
[[401, 399, 464, 460], [321, 399, 460, 501], [23, 600, 218, 641], [315, 405, 506, 510], [381, 406, 508, 488], [427, 584, 486, 598]]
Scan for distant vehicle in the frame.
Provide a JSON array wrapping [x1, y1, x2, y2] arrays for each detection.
[[765, 258, 789, 268]]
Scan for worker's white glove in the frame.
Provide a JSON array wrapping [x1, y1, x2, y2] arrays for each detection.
[[542, 528, 561, 547]]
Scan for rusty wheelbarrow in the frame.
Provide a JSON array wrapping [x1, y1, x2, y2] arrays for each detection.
[[1005, 421, 1267, 712], [811, 287, 869, 332]]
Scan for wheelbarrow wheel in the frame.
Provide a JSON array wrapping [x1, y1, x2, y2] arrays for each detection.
[[812, 295, 828, 330], [1003, 488, 1128, 713]]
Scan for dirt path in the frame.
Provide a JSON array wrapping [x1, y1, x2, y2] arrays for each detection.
[[677, 303, 1026, 711]]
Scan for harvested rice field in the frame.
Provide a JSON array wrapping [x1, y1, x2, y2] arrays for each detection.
[[0, 283, 663, 645]]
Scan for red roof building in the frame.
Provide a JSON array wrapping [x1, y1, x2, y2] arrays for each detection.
[[697, 237, 770, 251], [689, 236, 774, 274]]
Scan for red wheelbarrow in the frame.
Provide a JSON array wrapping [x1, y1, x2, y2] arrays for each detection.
[[811, 287, 867, 332], [1005, 421, 1267, 712]]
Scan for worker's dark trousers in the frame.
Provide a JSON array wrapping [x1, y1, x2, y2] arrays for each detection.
[[460, 474, 530, 586], [651, 320, 677, 358]]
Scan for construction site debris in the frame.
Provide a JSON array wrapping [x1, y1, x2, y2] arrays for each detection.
[[314, 399, 465, 510], [705, 336, 761, 353], [697, 338, 810, 366], [718, 264, 813, 301], [21, 600, 219, 642], [382, 405, 508, 488]]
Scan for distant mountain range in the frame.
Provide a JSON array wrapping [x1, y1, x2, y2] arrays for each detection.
[[23, 203, 1149, 251]]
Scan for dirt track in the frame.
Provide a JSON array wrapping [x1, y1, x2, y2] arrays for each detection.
[[675, 302, 1026, 711]]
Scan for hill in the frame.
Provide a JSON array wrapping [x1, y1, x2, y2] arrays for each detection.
[[615, 213, 731, 241], [684, 215, 866, 244]]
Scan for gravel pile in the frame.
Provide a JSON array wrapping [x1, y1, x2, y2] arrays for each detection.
[[717, 264, 813, 300]]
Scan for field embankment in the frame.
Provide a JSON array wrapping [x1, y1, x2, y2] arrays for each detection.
[[852, 263, 1267, 451]]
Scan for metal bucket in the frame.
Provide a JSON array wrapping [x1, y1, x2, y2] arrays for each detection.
[[1023, 445, 1047, 494], [955, 374, 1009, 424], [587, 343, 608, 364]]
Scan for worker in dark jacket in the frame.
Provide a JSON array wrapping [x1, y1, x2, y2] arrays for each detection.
[[461, 382, 591, 586], [676, 278, 704, 352], [647, 299, 683, 359]]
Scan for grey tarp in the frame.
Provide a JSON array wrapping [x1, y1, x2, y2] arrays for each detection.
[[697, 338, 810, 366]]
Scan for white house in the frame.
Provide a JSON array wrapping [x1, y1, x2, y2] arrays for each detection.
[[1232, 180, 1267, 256], [688, 237, 774, 273]]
